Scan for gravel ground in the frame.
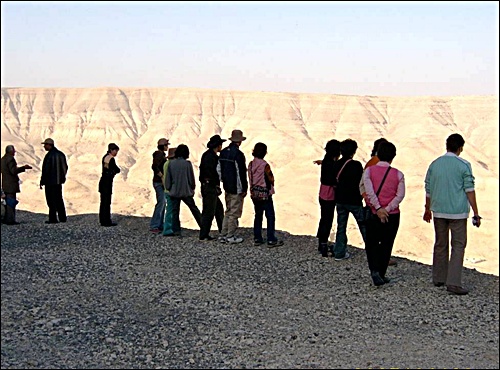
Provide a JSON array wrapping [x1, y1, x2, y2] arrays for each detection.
[[1, 210, 499, 369]]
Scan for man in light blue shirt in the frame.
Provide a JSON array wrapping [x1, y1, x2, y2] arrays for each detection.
[[423, 133, 481, 295]]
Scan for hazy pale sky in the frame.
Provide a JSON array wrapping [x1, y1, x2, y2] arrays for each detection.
[[1, 1, 498, 96]]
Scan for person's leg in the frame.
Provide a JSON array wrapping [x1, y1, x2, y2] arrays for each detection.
[[220, 192, 231, 237], [99, 192, 112, 225], [55, 184, 67, 222], [378, 213, 400, 279], [200, 185, 217, 239], [4, 193, 17, 224], [150, 182, 165, 230], [162, 193, 174, 235], [253, 198, 265, 242], [170, 197, 182, 234], [333, 204, 349, 258], [352, 205, 367, 243], [45, 185, 58, 222], [182, 196, 202, 227], [364, 216, 380, 273], [447, 219, 467, 287], [226, 194, 242, 238], [432, 218, 450, 285], [264, 196, 277, 242], [317, 198, 336, 245], [215, 197, 224, 233]]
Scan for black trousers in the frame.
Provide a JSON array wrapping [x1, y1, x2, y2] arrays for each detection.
[[316, 198, 336, 244], [45, 184, 67, 222], [4, 193, 17, 223], [99, 191, 113, 225], [365, 213, 400, 278], [170, 196, 202, 234], [199, 184, 224, 238]]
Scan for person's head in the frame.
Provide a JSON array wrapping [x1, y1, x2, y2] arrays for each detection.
[[157, 138, 170, 151], [107, 143, 119, 156], [371, 138, 388, 157], [228, 129, 246, 146], [377, 141, 397, 163], [324, 139, 341, 159], [340, 139, 358, 158], [174, 144, 189, 159], [167, 147, 177, 159], [41, 138, 54, 151], [446, 133, 465, 154], [5, 145, 15, 155], [207, 135, 227, 152], [252, 142, 267, 159]]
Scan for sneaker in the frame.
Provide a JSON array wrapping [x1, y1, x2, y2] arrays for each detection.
[[218, 236, 227, 243], [226, 236, 244, 244], [334, 252, 351, 261], [267, 240, 284, 248], [150, 228, 161, 233], [254, 239, 265, 246], [200, 236, 215, 241]]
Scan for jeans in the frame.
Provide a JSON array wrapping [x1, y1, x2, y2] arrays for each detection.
[[162, 192, 174, 235], [333, 203, 367, 258], [4, 193, 17, 223], [170, 196, 202, 234], [252, 195, 277, 242], [150, 181, 165, 230], [199, 184, 224, 239]]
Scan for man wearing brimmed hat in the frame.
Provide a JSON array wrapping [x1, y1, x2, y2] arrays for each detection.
[[40, 138, 68, 224], [98, 143, 120, 227], [198, 135, 227, 241], [218, 129, 248, 244], [150, 138, 170, 233], [1, 145, 33, 225]]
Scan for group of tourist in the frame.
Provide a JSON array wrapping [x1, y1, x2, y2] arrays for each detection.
[[0, 132, 481, 294]]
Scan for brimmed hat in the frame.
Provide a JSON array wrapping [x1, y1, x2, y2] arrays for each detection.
[[108, 143, 120, 151], [207, 135, 227, 148], [167, 147, 177, 159], [157, 138, 169, 146], [41, 138, 54, 145], [228, 129, 246, 142]]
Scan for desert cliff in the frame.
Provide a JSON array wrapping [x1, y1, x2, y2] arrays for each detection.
[[1, 87, 498, 274]]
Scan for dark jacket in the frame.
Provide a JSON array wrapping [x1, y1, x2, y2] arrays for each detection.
[[40, 147, 68, 186], [1, 154, 26, 193], [332, 156, 364, 206], [98, 153, 120, 194], [320, 155, 337, 186], [199, 149, 220, 186], [219, 143, 248, 194], [151, 150, 167, 184]]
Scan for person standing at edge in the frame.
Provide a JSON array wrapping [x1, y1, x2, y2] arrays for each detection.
[[423, 133, 481, 295], [40, 138, 68, 224], [150, 138, 169, 233], [1, 145, 32, 225], [162, 147, 177, 236], [98, 143, 120, 227], [199, 135, 226, 241], [218, 129, 248, 244], [332, 139, 366, 260]]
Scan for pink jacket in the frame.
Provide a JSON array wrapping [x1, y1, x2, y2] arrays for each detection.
[[363, 162, 405, 214]]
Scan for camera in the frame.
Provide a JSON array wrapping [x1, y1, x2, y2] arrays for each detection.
[[472, 215, 481, 227]]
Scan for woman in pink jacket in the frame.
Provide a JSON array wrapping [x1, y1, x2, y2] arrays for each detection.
[[362, 141, 405, 286]]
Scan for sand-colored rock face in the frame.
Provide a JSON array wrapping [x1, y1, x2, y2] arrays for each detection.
[[1, 87, 498, 275]]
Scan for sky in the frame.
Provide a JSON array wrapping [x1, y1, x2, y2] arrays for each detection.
[[1, 1, 498, 96]]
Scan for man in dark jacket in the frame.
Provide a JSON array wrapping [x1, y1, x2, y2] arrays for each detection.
[[218, 130, 248, 243], [40, 138, 68, 224], [98, 143, 121, 227], [1, 145, 32, 225], [199, 135, 226, 241], [332, 139, 367, 260], [150, 138, 169, 233]]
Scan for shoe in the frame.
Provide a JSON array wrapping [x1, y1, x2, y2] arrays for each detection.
[[199, 236, 215, 241], [45, 220, 59, 224], [371, 271, 385, 286], [382, 276, 391, 284], [226, 236, 244, 244], [150, 228, 161, 233], [267, 240, 284, 248], [433, 282, 445, 287], [3, 221, 20, 225], [102, 222, 117, 227], [254, 239, 265, 246], [388, 258, 398, 266], [319, 243, 328, 257], [334, 252, 351, 261], [218, 236, 227, 243], [446, 285, 469, 295]]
